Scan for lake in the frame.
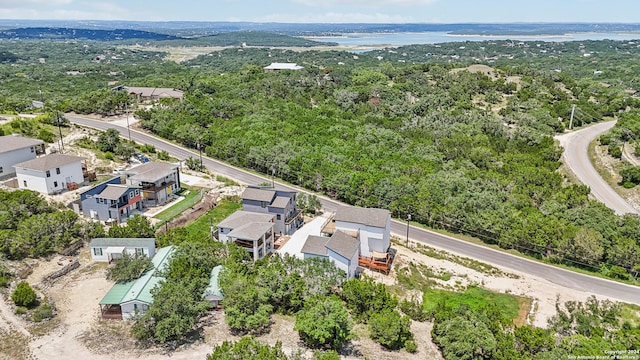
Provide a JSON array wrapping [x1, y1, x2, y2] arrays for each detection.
[[309, 31, 640, 48]]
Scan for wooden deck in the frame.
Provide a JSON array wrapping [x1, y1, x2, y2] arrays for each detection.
[[358, 254, 391, 274]]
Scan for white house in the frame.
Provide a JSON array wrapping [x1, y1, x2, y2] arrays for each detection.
[[0, 134, 45, 180], [331, 205, 391, 257], [99, 246, 174, 320], [89, 238, 156, 263], [263, 62, 304, 71], [14, 153, 85, 194], [301, 231, 360, 278]]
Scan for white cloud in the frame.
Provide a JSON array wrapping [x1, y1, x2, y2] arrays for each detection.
[[259, 12, 414, 24], [291, 0, 437, 7]]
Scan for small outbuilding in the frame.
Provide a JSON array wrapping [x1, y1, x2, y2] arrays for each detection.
[[89, 238, 155, 263]]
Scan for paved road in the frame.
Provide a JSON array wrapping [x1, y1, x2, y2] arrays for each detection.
[[69, 115, 640, 304], [556, 121, 639, 215]]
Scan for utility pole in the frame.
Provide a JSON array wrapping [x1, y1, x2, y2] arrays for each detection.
[[569, 104, 577, 130], [56, 111, 64, 154], [406, 214, 411, 246], [125, 103, 132, 142], [197, 139, 203, 171]]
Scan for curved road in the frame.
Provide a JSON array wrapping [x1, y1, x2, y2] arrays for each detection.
[[556, 121, 639, 215], [68, 115, 640, 305]]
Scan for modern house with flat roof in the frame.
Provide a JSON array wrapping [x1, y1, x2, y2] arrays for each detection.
[[89, 238, 156, 263], [241, 187, 303, 236], [113, 85, 184, 101], [0, 134, 45, 180], [263, 63, 304, 71], [217, 210, 275, 261], [301, 231, 360, 278], [324, 205, 391, 257], [124, 162, 180, 206], [14, 153, 85, 194], [80, 177, 142, 223], [99, 246, 173, 320]]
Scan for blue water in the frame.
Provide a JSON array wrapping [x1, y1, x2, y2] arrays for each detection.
[[311, 32, 640, 47]]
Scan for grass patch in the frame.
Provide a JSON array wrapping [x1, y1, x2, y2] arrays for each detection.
[[184, 199, 242, 236], [395, 262, 442, 292], [620, 303, 640, 328], [153, 185, 204, 223], [423, 286, 522, 322], [0, 330, 31, 359]]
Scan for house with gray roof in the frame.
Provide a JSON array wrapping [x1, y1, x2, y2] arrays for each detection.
[[99, 245, 172, 320], [114, 85, 184, 101], [124, 162, 180, 206], [0, 134, 45, 180], [301, 230, 360, 278], [89, 237, 156, 263], [217, 210, 275, 261], [324, 205, 391, 257], [80, 177, 142, 223], [241, 186, 302, 236], [14, 153, 85, 194]]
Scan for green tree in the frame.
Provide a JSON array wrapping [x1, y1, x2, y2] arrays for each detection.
[[132, 278, 210, 343], [294, 295, 352, 350], [107, 215, 154, 238], [432, 313, 497, 360], [106, 253, 153, 282], [222, 275, 273, 333], [97, 128, 121, 153], [207, 336, 288, 360], [12, 281, 36, 307], [340, 277, 397, 322], [368, 309, 414, 350]]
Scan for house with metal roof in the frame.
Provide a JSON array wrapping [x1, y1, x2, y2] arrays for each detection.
[[89, 237, 155, 263], [301, 231, 360, 278], [203, 265, 224, 308], [80, 177, 143, 223], [0, 134, 45, 180], [99, 245, 172, 320], [123, 162, 181, 206], [14, 153, 85, 194], [217, 210, 275, 261], [113, 85, 184, 101], [241, 187, 303, 236]]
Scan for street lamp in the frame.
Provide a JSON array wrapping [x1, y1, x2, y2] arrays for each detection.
[[406, 214, 411, 246], [125, 103, 132, 142]]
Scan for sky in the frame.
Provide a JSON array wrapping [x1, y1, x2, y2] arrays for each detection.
[[0, 0, 638, 23]]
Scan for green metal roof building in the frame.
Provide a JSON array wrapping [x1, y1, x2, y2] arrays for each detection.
[[99, 246, 174, 320]]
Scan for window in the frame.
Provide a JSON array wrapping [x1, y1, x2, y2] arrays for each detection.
[[56, 167, 60, 175], [93, 248, 103, 256], [129, 191, 134, 198], [46, 170, 51, 177], [277, 214, 281, 220], [30, 146, 34, 153], [23, 180, 27, 187], [0, 166, 3, 174], [53, 181, 58, 187], [135, 248, 144, 256], [261, 201, 267, 208]]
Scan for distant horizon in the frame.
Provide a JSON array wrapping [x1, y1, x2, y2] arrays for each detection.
[[1, 20, 640, 25], [0, 0, 638, 24]]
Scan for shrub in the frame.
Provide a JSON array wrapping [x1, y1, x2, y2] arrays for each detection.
[[369, 309, 413, 350], [313, 350, 340, 360], [405, 339, 418, 353], [295, 295, 351, 350], [12, 281, 36, 307], [33, 303, 53, 322], [0, 274, 10, 288], [608, 145, 622, 159], [400, 298, 429, 322], [15, 306, 27, 315], [104, 151, 115, 160], [609, 265, 630, 280], [157, 150, 170, 160]]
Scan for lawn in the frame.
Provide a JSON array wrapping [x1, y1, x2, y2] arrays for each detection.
[[184, 199, 241, 236], [153, 185, 204, 223], [423, 286, 525, 324]]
